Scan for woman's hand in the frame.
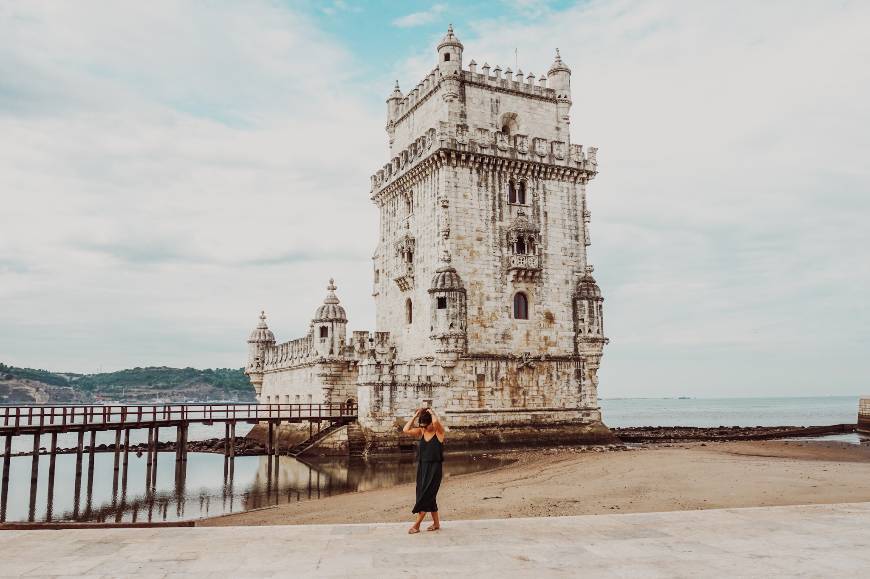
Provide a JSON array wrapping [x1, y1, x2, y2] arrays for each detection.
[[403, 408, 424, 435]]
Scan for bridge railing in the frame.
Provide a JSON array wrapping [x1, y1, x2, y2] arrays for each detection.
[[0, 403, 356, 430]]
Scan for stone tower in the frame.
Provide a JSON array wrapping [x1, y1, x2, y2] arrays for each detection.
[[247, 26, 613, 453], [364, 26, 611, 450], [372, 27, 602, 366]]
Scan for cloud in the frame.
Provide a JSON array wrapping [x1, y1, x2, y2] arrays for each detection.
[[0, 0, 383, 372], [449, 0, 870, 396], [392, 4, 447, 28], [1, 0, 868, 399]]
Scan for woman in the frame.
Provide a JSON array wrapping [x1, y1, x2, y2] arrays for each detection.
[[402, 407, 445, 534]]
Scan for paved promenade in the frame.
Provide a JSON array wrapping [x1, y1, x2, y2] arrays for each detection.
[[1, 503, 868, 577]]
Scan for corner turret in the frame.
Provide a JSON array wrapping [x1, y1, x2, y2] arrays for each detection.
[[437, 24, 463, 73], [547, 49, 572, 131], [574, 268, 607, 407], [437, 24, 463, 103], [312, 278, 348, 358], [246, 311, 275, 396]]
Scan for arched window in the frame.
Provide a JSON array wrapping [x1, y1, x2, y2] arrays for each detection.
[[501, 124, 511, 136], [515, 237, 527, 255], [508, 180, 517, 204], [319, 326, 328, 338], [406, 298, 413, 324], [513, 292, 529, 320], [518, 181, 527, 204], [444, 53, 451, 62]]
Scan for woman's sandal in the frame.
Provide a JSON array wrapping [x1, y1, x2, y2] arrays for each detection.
[[408, 527, 420, 534], [426, 525, 440, 532]]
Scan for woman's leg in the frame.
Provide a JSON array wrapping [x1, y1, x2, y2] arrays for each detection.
[[409, 511, 426, 534], [427, 511, 440, 531]]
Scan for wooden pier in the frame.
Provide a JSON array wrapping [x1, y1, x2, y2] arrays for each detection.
[[0, 403, 356, 523]]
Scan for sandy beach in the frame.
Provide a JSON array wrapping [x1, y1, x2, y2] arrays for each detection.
[[201, 439, 870, 526]]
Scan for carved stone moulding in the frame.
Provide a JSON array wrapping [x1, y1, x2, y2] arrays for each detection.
[[515, 134, 529, 154], [394, 273, 414, 292]]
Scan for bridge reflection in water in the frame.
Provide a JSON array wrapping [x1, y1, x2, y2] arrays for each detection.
[[0, 404, 509, 524], [0, 451, 510, 524]]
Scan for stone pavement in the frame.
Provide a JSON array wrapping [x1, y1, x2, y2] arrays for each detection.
[[1, 503, 869, 578]]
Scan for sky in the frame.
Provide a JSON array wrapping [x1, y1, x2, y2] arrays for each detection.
[[1, 1, 868, 398]]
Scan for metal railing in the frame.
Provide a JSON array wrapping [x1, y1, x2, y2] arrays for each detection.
[[0, 403, 356, 431]]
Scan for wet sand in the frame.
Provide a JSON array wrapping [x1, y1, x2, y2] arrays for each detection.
[[200, 440, 870, 527]]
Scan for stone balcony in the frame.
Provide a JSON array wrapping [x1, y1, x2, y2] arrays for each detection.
[[508, 254, 541, 282], [393, 263, 414, 291]]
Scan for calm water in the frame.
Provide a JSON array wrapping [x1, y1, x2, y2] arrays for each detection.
[[600, 396, 859, 428], [2, 396, 861, 523], [0, 451, 510, 524]]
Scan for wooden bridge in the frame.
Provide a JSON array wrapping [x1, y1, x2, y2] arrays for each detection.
[[0, 403, 357, 523]]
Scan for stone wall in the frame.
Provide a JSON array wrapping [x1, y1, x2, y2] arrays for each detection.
[[859, 397, 870, 434], [260, 360, 358, 406]]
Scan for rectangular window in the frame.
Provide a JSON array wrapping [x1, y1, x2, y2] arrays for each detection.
[[437, 296, 447, 309]]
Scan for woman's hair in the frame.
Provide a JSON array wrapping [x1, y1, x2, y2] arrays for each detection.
[[418, 410, 432, 427]]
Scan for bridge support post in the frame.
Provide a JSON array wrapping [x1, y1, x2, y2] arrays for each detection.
[[182, 423, 188, 462], [176, 425, 183, 464], [274, 421, 281, 457], [229, 422, 236, 458], [267, 422, 273, 456], [224, 423, 230, 457], [46, 432, 57, 521], [151, 427, 160, 489], [113, 428, 121, 472], [73, 430, 84, 518], [112, 428, 121, 501], [0, 435, 10, 522], [27, 433, 40, 521], [122, 429, 130, 475]]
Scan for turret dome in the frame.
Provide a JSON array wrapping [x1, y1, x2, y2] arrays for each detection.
[[430, 263, 464, 292], [313, 278, 348, 323], [575, 272, 602, 299], [547, 48, 571, 75], [437, 24, 463, 51], [248, 311, 275, 344]]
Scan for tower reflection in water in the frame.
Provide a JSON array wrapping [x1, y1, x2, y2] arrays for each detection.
[[0, 448, 509, 524]]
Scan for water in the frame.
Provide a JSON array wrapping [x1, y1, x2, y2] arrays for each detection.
[[0, 451, 509, 524], [601, 396, 859, 428]]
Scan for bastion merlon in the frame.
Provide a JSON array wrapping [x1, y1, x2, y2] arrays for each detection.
[[246, 26, 613, 453]]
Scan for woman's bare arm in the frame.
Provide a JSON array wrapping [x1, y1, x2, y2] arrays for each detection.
[[402, 408, 423, 437], [429, 408, 445, 436]]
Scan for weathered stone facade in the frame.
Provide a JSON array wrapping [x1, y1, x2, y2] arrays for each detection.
[[859, 397, 870, 434], [246, 27, 614, 453]]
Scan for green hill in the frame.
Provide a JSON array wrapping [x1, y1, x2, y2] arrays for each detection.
[[0, 363, 256, 404]]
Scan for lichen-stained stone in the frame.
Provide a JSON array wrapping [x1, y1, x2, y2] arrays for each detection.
[[245, 27, 611, 454]]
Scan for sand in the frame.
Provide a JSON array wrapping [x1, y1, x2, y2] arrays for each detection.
[[200, 440, 870, 527]]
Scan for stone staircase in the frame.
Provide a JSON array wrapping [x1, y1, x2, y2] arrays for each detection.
[[286, 421, 348, 457], [347, 421, 366, 458]]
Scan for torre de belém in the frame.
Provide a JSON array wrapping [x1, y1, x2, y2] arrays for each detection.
[[245, 26, 615, 454]]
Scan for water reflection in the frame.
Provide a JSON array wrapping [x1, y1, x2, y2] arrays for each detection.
[[0, 451, 510, 524]]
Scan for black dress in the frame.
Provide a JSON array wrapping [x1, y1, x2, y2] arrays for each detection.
[[412, 434, 443, 513]]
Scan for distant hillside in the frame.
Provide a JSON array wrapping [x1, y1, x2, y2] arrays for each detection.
[[0, 363, 256, 404]]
